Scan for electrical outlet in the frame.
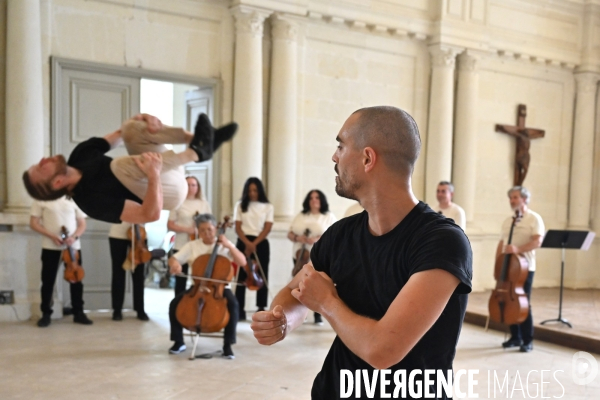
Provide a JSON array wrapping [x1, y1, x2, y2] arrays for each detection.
[[0, 290, 14, 305]]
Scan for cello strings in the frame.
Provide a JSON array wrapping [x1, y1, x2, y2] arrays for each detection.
[[172, 273, 245, 286]]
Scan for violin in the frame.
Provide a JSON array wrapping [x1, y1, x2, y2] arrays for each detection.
[[188, 212, 200, 242], [292, 228, 311, 277], [488, 210, 530, 325], [60, 226, 85, 283], [176, 217, 234, 334], [244, 255, 264, 291], [125, 224, 152, 270]]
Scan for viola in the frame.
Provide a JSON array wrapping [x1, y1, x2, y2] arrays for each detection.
[[125, 224, 152, 270], [292, 228, 311, 277], [488, 210, 530, 325], [188, 211, 200, 242], [60, 226, 85, 284], [244, 255, 264, 291], [176, 217, 234, 334]]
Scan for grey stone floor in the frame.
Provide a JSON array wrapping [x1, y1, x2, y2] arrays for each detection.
[[0, 288, 598, 399]]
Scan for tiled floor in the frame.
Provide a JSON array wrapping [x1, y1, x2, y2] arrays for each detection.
[[0, 288, 598, 399]]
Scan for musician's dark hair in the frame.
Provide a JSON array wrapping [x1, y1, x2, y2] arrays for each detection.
[[22, 171, 71, 201], [301, 189, 329, 215], [240, 177, 269, 212]]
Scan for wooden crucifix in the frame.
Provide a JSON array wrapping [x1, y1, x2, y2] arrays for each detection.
[[495, 104, 545, 186]]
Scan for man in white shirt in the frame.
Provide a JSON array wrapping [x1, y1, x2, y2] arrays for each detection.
[[496, 186, 545, 353], [434, 181, 466, 230], [30, 197, 93, 327]]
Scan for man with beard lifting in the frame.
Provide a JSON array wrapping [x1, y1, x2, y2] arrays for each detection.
[[251, 106, 473, 399], [23, 114, 236, 224]]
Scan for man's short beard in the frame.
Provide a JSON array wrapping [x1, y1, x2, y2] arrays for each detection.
[[55, 155, 68, 176], [335, 176, 359, 201]]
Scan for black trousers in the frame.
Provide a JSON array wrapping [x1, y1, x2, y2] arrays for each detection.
[[235, 237, 269, 314], [173, 248, 189, 296], [169, 288, 238, 346], [40, 249, 84, 315], [509, 271, 535, 344], [109, 238, 145, 313]]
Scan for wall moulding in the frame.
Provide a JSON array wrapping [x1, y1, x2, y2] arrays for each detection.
[[305, 10, 429, 42]]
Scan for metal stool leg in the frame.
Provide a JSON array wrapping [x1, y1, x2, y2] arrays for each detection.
[[189, 332, 199, 361]]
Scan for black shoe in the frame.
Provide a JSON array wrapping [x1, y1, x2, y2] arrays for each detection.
[[502, 338, 523, 348], [37, 314, 51, 328], [314, 314, 323, 325], [520, 342, 533, 353], [213, 123, 238, 151], [239, 311, 247, 321], [62, 307, 73, 316], [137, 311, 149, 321], [222, 343, 235, 360], [257, 307, 265, 312], [190, 113, 214, 162], [169, 342, 186, 354], [112, 310, 123, 321], [73, 312, 93, 325]]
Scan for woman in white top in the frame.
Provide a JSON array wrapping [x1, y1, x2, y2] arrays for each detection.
[[234, 177, 274, 320], [167, 176, 212, 295], [287, 189, 336, 324]]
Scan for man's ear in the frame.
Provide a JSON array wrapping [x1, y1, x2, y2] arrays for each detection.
[[363, 147, 377, 173], [50, 174, 66, 190]]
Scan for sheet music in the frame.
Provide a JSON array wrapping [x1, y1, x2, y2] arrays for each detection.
[[581, 231, 596, 251]]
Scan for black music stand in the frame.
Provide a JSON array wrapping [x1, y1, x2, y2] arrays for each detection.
[[540, 229, 595, 328]]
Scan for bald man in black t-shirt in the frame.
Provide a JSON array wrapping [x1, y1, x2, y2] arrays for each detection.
[[251, 106, 472, 399]]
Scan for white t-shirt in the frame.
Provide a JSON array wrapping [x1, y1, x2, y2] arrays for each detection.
[[30, 198, 86, 250], [108, 222, 133, 240], [233, 201, 274, 237], [500, 209, 545, 271], [289, 211, 337, 256], [168, 198, 212, 249], [434, 202, 466, 230]]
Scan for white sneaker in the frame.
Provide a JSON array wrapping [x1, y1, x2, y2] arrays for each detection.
[[169, 342, 187, 354]]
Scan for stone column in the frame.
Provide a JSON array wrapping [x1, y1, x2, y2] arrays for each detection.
[[267, 15, 298, 220], [569, 72, 599, 229], [231, 7, 268, 204], [425, 46, 457, 205], [452, 51, 480, 223], [5, 0, 44, 212]]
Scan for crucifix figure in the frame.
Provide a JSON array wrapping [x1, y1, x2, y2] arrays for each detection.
[[495, 104, 545, 186]]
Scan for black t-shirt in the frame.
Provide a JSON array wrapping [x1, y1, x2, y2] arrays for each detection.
[[310, 202, 472, 400], [68, 138, 141, 223]]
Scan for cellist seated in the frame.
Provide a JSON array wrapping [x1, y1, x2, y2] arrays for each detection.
[[167, 213, 246, 359]]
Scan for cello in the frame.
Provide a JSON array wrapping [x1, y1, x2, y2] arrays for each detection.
[[488, 210, 530, 325], [176, 217, 234, 334], [124, 224, 152, 271], [291, 228, 311, 277], [60, 226, 85, 283]]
